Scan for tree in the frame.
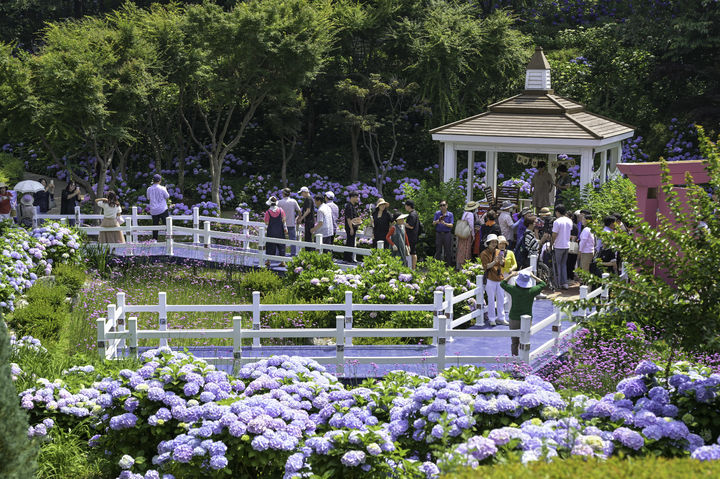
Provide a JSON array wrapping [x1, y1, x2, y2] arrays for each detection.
[[265, 92, 305, 188], [172, 0, 334, 205], [578, 127, 720, 360], [0, 320, 38, 479]]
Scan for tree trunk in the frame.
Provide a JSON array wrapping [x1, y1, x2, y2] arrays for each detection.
[[350, 126, 360, 182], [176, 130, 186, 192], [210, 153, 221, 207], [280, 140, 288, 188]]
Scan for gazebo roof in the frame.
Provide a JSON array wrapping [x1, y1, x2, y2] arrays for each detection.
[[430, 46, 635, 143], [430, 91, 634, 140]]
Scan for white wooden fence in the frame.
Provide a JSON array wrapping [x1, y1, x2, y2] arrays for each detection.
[[37, 207, 373, 270], [96, 268, 613, 374]]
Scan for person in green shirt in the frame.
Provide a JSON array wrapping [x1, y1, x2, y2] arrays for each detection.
[[500, 270, 546, 356]]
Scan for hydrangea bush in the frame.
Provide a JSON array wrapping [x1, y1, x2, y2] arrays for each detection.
[[0, 222, 50, 312]]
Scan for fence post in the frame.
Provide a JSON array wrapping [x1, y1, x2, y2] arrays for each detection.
[[519, 314, 532, 365], [166, 217, 174, 255], [242, 211, 250, 253], [96, 317, 106, 359], [131, 206, 139, 243], [60, 217, 67, 225], [437, 314, 447, 372], [530, 254, 538, 273], [475, 274, 485, 326], [258, 225, 266, 267], [232, 316, 243, 370], [116, 292, 126, 350], [204, 221, 212, 260], [315, 233, 323, 253], [127, 317, 138, 359], [444, 287, 454, 342], [377, 240, 384, 250], [344, 290, 353, 347], [192, 207, 200, 244], [552, 305, 562, 357], [601, 272, 610, 302], [433, 290, 443, 346], [579, 285, 588, 319], [107, 304, 116, 358], [74, 205, 81, 228], [158, 292, 167, 348], [252, 291, 261, 348], [336, 315, 345, 377]]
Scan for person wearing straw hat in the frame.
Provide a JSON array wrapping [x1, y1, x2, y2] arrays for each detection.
[[264, 195, 288, 266], [0, 182, 13, 220], [18, 193, 37, 228], [95, 191, 125, 244], [497, 201, 516, 248], [386, 213, 411, 267], [456, 201, 478, 269], [371, 198, 392, 249], [501, 270, 546, 356], [433, 199, 454, 265], [480, 233, 508, 326]]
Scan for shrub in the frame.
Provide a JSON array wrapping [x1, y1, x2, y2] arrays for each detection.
[[25, 283, 68, 309], [585, 176, 637, 226], [31, 223, 83, 265], [449, 456, 720, 479], [10, 300, 71, 341], [285, 250, 336, 284], [0, 153, 24, 185], [238, 269, 283, 295], [0, 320, 38, 479], [53, 263, 87, 297]]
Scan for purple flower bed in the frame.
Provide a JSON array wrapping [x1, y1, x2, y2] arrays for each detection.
[[11, 336, 720, 479]]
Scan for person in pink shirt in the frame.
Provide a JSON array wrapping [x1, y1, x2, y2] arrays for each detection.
[[577, 213, 595, 274]]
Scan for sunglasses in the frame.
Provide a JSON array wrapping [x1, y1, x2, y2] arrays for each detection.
[[440, 203, 447, 207]]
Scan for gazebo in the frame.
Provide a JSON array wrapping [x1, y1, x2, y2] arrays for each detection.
[[430, 47, 636, 201]]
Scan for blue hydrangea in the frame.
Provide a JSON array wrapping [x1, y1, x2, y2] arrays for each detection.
[[340, 450, 366, 467], [612, 427, 644, 450]]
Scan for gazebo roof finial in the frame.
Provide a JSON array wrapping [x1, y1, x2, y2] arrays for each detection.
[[525, 46, 551, 92]]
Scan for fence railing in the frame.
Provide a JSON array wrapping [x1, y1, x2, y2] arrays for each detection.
[[37, 207, 374, 269], [96, 268, 613, 374]]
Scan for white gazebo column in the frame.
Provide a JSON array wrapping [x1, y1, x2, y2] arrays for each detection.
[[443, 143, 457, 182], [485, 151, 498, 192], [466, 150, 474, 201], [547, 154, 557, 200], [599, 149, 608, 184], [611, 143, 622, 174], [579, 148, 594, 191]]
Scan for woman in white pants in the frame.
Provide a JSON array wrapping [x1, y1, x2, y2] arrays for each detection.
[[480, 234, 509, 326]]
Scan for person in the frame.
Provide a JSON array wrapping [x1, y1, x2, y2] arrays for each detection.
[[147, 174, 170, 241], [325, 191, 339, 243], [311, 194, 334, 245], [517, 215, 539, 268], [598, 215, 620, 274], [479, 210, 502, 251], [0, 183, 12, 220], [278, 188, 301, 256], [371, 198, 392, 249], [344, 192, 361, 262], [480, 234, 508, 326], [433, 200, 454, 265], [264, 196, 287, 266], [95, 191, 125, 244], [497, 201, 516, 248], [566, 212, 580, 282], [501, 271, 546, 356], [537, 207, 554, 251], [386, 213, 411, 267], [498, 235, 517, 322], [531, 161, 553, 209], [512, 208, 533, 257], [456, 201, 477, 269], [551, 203, 573, 290], [404, 200, 420, 270], [554, 164, 572, 204], [18, 194, 36, 227], [61, 180, 82, 226], [297, 186, 315, 244], [34, 178, 53, 213], [577, 213, 595, 273]]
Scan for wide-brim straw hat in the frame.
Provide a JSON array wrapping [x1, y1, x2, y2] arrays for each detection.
[[376, 198, 389, 208], [396, 213, 409, 221], [266, 196, 278, 206], [538, 207, 552, 217], [464, 201, 479, 211], [516, 272, 532, 288], [500, 200, 515, 211], [299, 186, 310, 193], [20, 193, 34, 206], [484, 233, 499, 246], [497, 235, 508, 245]]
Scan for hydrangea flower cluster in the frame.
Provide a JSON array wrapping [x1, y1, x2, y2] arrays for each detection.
[[31, 222, 82, 265], [0, 223, 52, 311]]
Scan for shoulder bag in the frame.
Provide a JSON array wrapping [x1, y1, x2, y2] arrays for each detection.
[[455, 218, 471, 239]]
